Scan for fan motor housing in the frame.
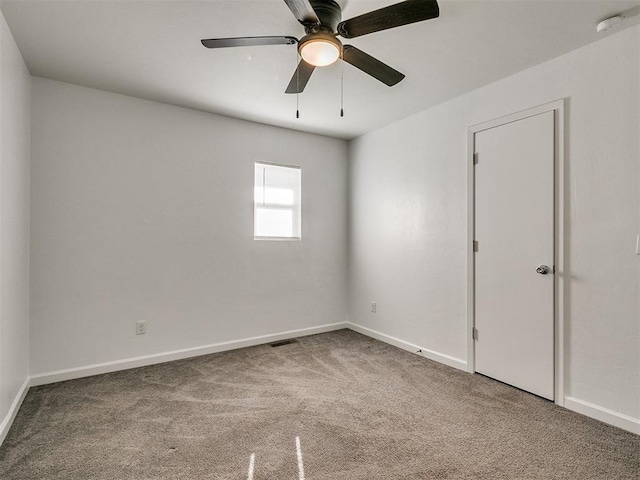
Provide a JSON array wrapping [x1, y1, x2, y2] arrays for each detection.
[[308, 0, 342, 32]]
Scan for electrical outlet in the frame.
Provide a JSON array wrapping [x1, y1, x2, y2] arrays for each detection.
[[136, 320, 147, 335], [636, 234, 640, 255], [371, 301, 376, 313]]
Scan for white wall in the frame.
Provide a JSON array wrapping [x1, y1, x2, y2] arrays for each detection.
[[349, 26, 639, 421], [0, 10, 30, 435], [30, 78, 348, 375]]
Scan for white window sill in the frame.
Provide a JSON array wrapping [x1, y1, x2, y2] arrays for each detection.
[[254, 236, 301, 241]]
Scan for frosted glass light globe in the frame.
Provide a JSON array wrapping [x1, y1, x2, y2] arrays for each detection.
[[300, 40, 340, 67]]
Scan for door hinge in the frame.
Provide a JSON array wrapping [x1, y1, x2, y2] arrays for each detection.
[[473, 240, 478, 252], [472, 327, 478, 340], [473, 153, 479, 165]]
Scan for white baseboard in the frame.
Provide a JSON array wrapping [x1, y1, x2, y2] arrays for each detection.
[[30, 322, 348, 387], [0, 377, 31, 445], [564, 396, 640, 435], [346, 322, 467, 372]]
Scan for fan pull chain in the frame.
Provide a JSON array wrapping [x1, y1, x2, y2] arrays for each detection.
[[340, 52, 344, 117], [295, 48, 300, 119]]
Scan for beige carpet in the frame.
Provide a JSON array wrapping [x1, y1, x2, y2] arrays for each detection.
[[0, 329, 638, 479]]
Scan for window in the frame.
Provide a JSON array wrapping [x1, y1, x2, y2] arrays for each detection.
[[254, 162, 301, 240]]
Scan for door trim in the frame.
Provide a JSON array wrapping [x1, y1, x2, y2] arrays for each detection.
[[466, 99, 566, 406]]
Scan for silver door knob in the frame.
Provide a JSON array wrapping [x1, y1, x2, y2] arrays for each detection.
[[536, 265, 550, 275]]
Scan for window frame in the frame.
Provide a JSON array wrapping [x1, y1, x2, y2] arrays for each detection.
[[253, 161, 302, 241]]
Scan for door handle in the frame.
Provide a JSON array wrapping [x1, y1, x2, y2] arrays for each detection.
[[536, 265, 550, 275]]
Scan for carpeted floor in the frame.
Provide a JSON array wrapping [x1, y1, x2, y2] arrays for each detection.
[[0, 329, 638, 479]]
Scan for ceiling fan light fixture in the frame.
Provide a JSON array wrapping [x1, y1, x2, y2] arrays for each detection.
[[299, 34, 341, 67], [202, 0, 442, 94]]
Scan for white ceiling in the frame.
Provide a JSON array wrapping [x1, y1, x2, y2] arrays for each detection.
[[1, 0, 638, 139]]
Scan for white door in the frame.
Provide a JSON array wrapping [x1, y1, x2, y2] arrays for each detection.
[[474, 110, 555, 400]]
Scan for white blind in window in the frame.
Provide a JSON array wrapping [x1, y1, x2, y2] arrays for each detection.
[[254, 163, 301, 239]]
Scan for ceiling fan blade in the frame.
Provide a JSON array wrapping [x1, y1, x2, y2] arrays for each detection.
[[201, 36, 298, 49], [337, 0, 439, 39], [285, 59, 316, 94], [342, 45, 405, 86], [283, 0, 320, 25]]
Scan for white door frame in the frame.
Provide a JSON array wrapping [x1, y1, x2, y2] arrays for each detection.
[[466, 99, 566, 406]]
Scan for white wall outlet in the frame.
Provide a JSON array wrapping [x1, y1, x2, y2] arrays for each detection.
[[371, 301, 377, 313], [636, 235, 640, 255], [136, 320, 147, 335]]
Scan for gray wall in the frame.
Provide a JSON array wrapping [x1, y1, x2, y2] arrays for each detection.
[[349, 26, 640, 420], [0, 10, 30, 432], [30, 78, 348, 374]]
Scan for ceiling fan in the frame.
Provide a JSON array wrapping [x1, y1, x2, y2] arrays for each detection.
[[201, 0, 440, 94]]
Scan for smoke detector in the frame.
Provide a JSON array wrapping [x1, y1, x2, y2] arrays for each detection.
[[596, 15, 622, 33]]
